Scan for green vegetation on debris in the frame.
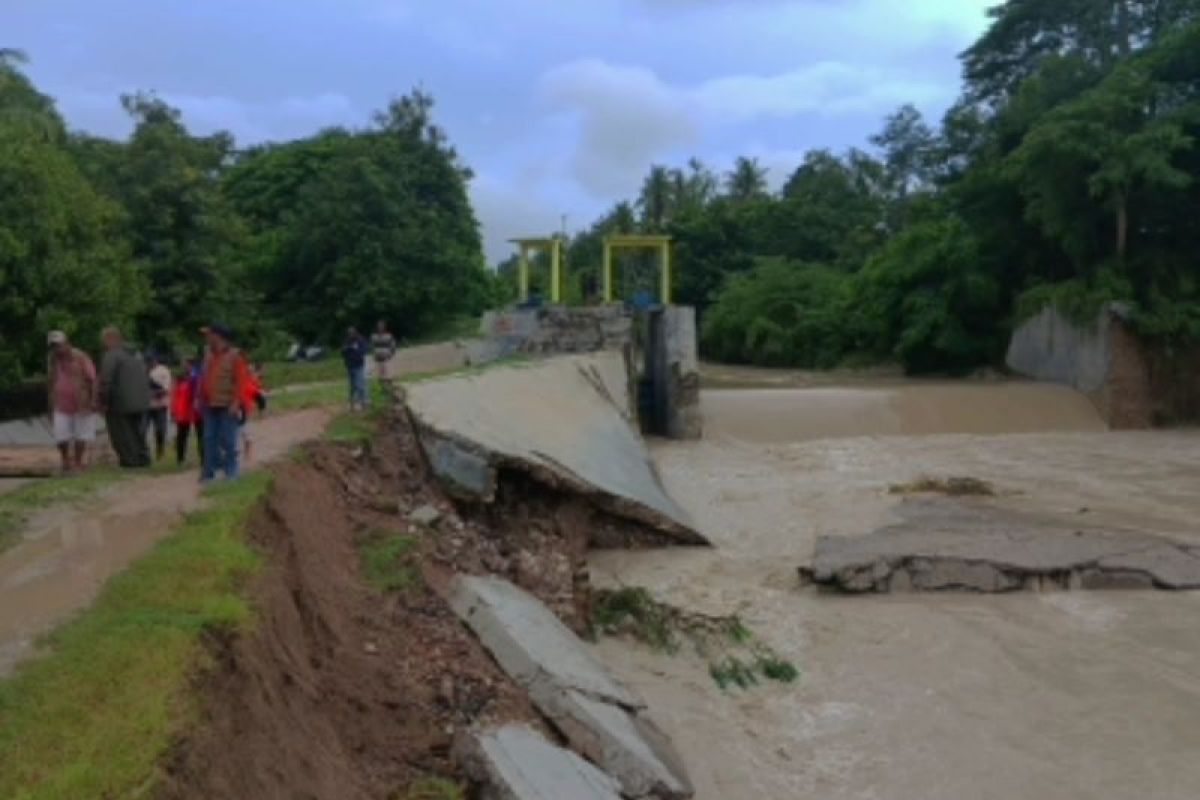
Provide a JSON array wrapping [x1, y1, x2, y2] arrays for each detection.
[[592, 587, 799, 692], [0, 468, 125, 553], [889, 476, 997, 497], [359, 532, 419, 593], [0, 472, 271, 800], [401, 777, 466, 800]]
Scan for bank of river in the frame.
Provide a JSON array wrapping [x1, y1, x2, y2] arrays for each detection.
[[592, 384, 1200, 800]]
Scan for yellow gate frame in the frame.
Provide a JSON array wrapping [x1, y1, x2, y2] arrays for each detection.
[[510, 237, 564, 304], [602, 234, 672, 304]]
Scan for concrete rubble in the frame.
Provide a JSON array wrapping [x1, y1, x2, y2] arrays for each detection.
[[807, 497, 1200, 593], [457, 725, 624, 800], [451, 574, 694, 799], [405, 353, 706, 544]]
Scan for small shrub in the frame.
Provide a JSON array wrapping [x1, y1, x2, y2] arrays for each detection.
[[360, 533, 419, 592]]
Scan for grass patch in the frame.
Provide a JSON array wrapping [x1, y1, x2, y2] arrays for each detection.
[[888, 476, 995, 497], [592, 587, 800, 692], [359, 532, 419, 593], [0, 473, 272, 800], [0, 468, 125, 552], [325, 411, 380, 445], [269, 381, 346, 412], [407, 315, 480, 345], [260, 358, 345, 389]]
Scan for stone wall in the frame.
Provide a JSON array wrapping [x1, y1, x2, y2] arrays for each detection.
[[471, 307, 633, 364]]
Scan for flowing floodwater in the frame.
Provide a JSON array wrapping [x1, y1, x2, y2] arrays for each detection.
[[591, 383, 1200, 800]]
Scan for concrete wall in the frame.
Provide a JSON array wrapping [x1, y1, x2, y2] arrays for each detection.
[[662, 307, 702, 440], [1006, 305, 1200, 429], [1006, 306, 1113, 395]]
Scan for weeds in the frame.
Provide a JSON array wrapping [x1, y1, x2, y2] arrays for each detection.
[[360, 533, 419, 592], [591, 587, 800, 692], [398, 777, 466, 800]]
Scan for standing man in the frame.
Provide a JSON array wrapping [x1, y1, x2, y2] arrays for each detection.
[[46, 331, 98, 474], [370, 320, 397, 383], [342, 327, 369, 411], [99, 326, 152, 468], [198, 324, 250, 481]]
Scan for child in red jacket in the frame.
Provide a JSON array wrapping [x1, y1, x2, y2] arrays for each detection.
[[238, 363, 266, 463], [171, 358, 201, 465]]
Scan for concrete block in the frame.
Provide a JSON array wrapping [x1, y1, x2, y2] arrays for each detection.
[[458, 725, 623, 800]]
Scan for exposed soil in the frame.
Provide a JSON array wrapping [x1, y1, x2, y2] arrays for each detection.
[[159, 406, 675, 798]]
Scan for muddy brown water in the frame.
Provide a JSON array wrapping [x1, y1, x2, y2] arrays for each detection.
[[0, 409, 330, 677], [591, 384, 1200, 800]]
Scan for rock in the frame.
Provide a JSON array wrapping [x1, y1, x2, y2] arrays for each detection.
[[456, 725, 623, 800], [410, 503, 442, 527], [810, 497, 1200, 593], [451, 575, 693, 799]]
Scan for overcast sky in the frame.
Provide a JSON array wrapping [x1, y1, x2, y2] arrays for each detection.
[[6, 0, 993, 262]]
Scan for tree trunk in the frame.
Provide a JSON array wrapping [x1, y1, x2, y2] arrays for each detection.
[[1116, 195, 1129, 262]]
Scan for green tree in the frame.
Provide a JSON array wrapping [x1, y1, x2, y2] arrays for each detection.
[[724, 156, 769, 203]]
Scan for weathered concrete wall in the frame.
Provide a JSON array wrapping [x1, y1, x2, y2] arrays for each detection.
[[1006, 306, 1113, 395], [1007, 305, 1200, 428]]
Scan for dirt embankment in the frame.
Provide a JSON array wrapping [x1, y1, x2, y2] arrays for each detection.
[[159, 407, 670, 798]]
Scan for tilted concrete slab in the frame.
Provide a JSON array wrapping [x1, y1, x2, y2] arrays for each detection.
[[452, 575, 694, 799], [458, 725, 623, 800], [808, 498, 1200, 593], [406, 353, 704, 543], [451, 575, 644, 710]]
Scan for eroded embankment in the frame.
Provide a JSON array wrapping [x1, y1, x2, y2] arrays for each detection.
[[161, 401, 694, 799]]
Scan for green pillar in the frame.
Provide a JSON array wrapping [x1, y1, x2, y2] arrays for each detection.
[[603, 241, 613, 303], [518, 247, 530, 302]]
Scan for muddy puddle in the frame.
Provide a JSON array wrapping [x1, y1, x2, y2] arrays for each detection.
[[591, 386, 1200, 800]]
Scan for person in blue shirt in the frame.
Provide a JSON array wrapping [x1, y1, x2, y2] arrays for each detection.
[[341, 327, 369, 411]]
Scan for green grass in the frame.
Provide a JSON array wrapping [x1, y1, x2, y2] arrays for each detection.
[[406, 315, 480, 346], [359, 532, 419, 592], [268, 381, 346, 412], [0, 468, 126, 552], [259, 358, 345, 389], [0, 473, 272, 800], [591, 587, 680, 653]]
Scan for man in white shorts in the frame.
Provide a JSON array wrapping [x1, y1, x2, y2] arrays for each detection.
[[47, 330, 98, 474]]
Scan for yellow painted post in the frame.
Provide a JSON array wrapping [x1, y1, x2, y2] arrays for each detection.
[[602, 241, 613, 303], [660, 241, 672, 305], [551, 240, 562, 304], [518, 246, 530, 302]]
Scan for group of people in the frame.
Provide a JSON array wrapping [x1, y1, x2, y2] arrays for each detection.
[[341, 321, 397, 411], [46, 323, 264, 482]]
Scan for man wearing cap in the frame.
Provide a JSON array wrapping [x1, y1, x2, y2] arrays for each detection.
[[198, 324, 250, 481], [46, 331, 98, 474], [99, 326, 152, 468]]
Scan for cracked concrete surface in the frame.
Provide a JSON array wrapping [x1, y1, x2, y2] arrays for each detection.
[[807, 497, 1200, 593]]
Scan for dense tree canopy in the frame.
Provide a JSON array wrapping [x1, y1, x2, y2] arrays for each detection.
[[542, 2, 1200, 374], [0, 60, 494, 390]]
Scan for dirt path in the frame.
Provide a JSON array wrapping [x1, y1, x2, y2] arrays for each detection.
[[590, 388, 1200, 800], [0, 408, 330, 677]]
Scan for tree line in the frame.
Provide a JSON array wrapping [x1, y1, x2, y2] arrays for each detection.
[[528, 0, 1200, 373], [0, 50, 497, 392]]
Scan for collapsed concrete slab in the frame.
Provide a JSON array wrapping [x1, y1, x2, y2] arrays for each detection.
[[452, 575, 694, 799], [457, 725, 624, 800], [807, 498, 1200, 593], [405, 353, 705, 544]]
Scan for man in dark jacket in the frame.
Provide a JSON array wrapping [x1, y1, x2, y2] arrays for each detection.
[[341, 327, 369, 411], [99, 326, 152, 468]]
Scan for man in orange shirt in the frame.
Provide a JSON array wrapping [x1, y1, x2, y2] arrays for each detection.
[[198, 324, 249, 481]]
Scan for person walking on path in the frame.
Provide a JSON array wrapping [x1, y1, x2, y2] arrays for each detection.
[[99, 326, 151, 468], [198, 324, 250, 481], [370, 320, 397, 383], [46, 330, 98, 474], [342, 327, 369, 411], [171, 357, 202, 466], [146, 353, 172, 462]]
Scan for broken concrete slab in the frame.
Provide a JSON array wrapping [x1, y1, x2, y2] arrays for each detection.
[[451, 574, 644, 710], [808, 498, 1200, 593], [406, 353, 705, 544], [458, 725, 623, 800], [452, 575, 694, 799]]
